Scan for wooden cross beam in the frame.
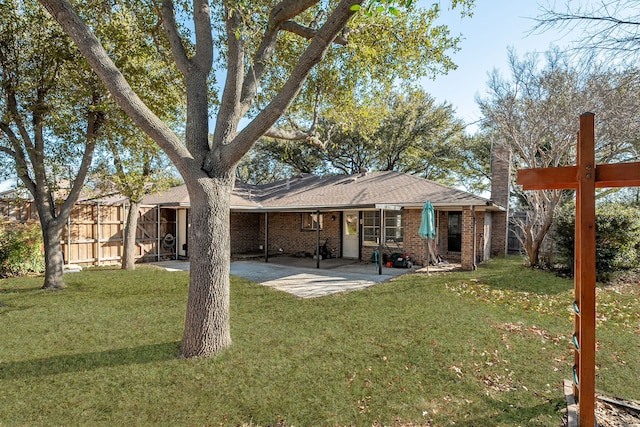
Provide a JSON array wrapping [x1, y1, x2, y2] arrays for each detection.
[[517, 112, 640, 427]]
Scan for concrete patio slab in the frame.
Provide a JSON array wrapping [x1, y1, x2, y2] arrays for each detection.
[[230, 259, 405, 298], [152, 256, 459, 298]]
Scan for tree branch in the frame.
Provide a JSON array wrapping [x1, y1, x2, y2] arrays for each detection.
[[271, 0, 320, 24], [0, 122, 37, 196], [39, 0, 195, 176], [534, 5, 640, 56], [263, 127, 326, 148], [160, 0, 191, 76], [212, 5, 245, 147], [281, 20, 348, 45], [219, 0, 362, 167], [0, 145, 16, 157], [108, 139, 127, 182], [31, 88, 49, 193], [58, 93, 102, 222], [5, 86, 35, 154], [238, 0, 321, 113], [192, 0, 213, 72], [211, 0, 324, 166]]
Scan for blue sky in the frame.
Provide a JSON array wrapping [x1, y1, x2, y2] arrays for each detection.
[[421, 0, 577, 133]]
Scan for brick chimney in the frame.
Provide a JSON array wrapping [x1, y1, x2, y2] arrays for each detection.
[[490, 139, 511, 256]]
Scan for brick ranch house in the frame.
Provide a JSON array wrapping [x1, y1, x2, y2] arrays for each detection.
[[1, 145, 512, 270], [143, 170, 509, 271]]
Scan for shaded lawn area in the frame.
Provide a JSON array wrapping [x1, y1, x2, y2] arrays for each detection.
[[0, 257, 637, 426]]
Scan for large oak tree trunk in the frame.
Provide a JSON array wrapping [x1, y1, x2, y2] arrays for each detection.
[[38, 0, 362, 358], [122, 200, 141, 270], [180, 176, 233, 358], [41, 218, 65, 290]]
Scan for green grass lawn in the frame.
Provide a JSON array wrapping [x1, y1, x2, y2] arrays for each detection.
[[0, 257, 638, 426]]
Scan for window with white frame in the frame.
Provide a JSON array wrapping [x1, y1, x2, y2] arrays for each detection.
[[385, 210, 403, 244], [301, 212, 323, 230], [362, 211, 380, 245], [362, 210, 403, 246]]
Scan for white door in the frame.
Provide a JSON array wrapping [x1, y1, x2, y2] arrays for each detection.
[[343, 211, 359, 258]]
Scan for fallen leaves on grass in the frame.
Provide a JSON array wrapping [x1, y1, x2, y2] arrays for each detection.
[[445, 282, 570, 318], [494, 322, 570, 374], [356, 395, 372, 414], [418, 395, 473, 421], [473, 349, 517, 395], [450, 347, 518, 396], [493, 322, 567, 345], [445, 281, 640, 332]]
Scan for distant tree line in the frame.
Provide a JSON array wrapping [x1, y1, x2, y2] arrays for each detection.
[[237, 86, 492, 195]]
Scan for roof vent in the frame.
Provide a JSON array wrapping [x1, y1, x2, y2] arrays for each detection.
[[286, 178, 290, 190]]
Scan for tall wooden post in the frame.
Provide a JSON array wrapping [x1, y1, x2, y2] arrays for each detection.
[[517, 112, 640, 426], [575, 113, 597, 426]]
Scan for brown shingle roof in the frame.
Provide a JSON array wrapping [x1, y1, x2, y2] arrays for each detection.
[[254, 171, 494, 210], [142, 171, 500, 211], [140, 184, 190, 206], [141, 181, 262, 207]]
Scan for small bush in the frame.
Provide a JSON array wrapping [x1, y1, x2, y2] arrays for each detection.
[[554, 202, 640, 281], [0, 222, 45, 277]]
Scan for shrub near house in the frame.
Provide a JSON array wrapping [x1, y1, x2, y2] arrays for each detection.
[[555, 202, 640, 281], [0, 223, 44, 277]]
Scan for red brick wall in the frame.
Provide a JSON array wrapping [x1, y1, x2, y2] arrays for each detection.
[[491, 211, 508, 257], [362, 242, 411, 266], [403, 208, 427, 266], [230, 212, 261, 254], [230, 208, 480, 270], [360, 208, 443, 267], [461, 207, 474, 270], [359, 209, 422, 266], [403, 208, 483, 269], [361, 245, 377, 264], [259, 211, 342, 257]]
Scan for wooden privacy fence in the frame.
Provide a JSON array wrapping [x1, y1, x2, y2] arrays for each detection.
[[1, 199, 179, 266]]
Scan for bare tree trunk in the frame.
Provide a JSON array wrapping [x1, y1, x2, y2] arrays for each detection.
[[41, 218, 64, 290], [524, 235, 541, 267], [122, 200, 141, 270], [521, 206, 555, 268], [180, 176, 233, 358]]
